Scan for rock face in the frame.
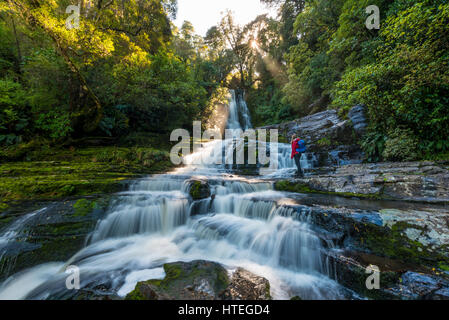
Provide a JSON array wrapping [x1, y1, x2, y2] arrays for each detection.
[[0, 197, 109, 281], [186, 180, 211, 200], [274, 161, 449, 272], [388, 272, 449, 300], [326, 251, 449, 300], [348, 104, 367, 137], [276, 161, 449, 203], [258, 106, 367, 166], [260, 110, 351, 146], [221, 268, 271, 300], [125, 261, 271, 300]]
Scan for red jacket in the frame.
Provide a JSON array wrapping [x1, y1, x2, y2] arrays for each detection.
[[291, 138, 300, 159]]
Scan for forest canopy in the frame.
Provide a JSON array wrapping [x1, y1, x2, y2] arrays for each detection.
[[1, 0, 448, 162]]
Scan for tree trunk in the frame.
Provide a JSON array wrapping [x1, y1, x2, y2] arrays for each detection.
[[10, 16, 22, 75]]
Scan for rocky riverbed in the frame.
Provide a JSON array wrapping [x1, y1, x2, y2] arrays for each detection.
[[1, 103, 448, 300]]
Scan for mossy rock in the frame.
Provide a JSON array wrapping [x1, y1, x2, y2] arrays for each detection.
[[126, 260, 229, 300], [353, 221, 449, 268], [73, 199, 97, 217], [274, 180, 381, 200], [0, 145, 176, 211], [187, 180, 211, 200], [0, 197, 110, 281]]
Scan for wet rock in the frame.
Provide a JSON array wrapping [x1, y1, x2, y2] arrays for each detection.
[[326, 250, 449, 300], [325, 250, 403, 300], [268, 191, 449, 269], [0, 197, 110, 281], [186, 180, 211, 200], [275, 161, 449, 203], [348, 105, 367, 137], [259, 110, 353, 147], [258, 109, 364, 165], [126, 261, 229, 300], [221, 268, 271, 300], [385, 272, 449, 300], [125, 261, 271, 300]]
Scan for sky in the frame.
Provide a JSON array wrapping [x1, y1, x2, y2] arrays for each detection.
[[175, 0, 277, 36]]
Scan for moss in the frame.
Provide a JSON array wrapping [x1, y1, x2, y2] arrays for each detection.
[[73, 199, 96, 217], [189, 181, 202, 200], [125, 283, 147, 300], [0, 146, 176, 213], [355, 221, 449, 268], [438, 262, 449, 272], [188, 181, 211, 200], [0, 215, 14, 230], [264, 282, 272, 300], [0, 202, 9, 212], [317, 137, 332, 147], [290, 296, 302, 300], [126, 261, 230, 300], [31, 221, 94, 237], [4, 235, 86, 279]]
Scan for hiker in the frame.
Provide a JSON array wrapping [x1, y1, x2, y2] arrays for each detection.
[[291, 135, 307, 177]]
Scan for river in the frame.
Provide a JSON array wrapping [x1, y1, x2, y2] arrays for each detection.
[[0, 90, 357, 300]]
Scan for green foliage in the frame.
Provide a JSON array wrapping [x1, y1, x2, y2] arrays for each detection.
[[360, 131, 387, 163], [382, 128, 419, 162], [34, 110, 72, 140], [1, 0, 448, 164], [0, 78, 28, 145], [248, 84, 293, 126], [0, 0, 213, 145], [332, 1, 449, 160], [282, 0, 344, 115]]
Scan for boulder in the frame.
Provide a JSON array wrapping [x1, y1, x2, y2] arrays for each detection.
[[348, 105, 368, 137], [221, 268, 271, 300], [125, 261, 272, 300], [325, 250, 449, 300], [385, 272, 449, 300], [258, 109, 364, 165], [271, 181, 449, 269], [186, 180, 211, 200]]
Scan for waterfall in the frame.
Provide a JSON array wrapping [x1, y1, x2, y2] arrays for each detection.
[[0, 88, 348, 301], [0, 208, 47, 260], [226, 90, 252, 131]]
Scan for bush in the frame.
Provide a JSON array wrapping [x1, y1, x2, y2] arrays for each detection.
[[361, 131, 387, 163], [382, 128, 419, 162]]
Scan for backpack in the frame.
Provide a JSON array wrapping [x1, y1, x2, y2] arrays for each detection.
[[296, 139, 307, 153]]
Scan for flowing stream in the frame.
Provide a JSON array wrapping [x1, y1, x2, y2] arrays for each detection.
[[0, 90, 353, 300]]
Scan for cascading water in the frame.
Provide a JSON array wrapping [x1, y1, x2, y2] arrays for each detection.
[[227, 90, 252, 131], [0, 89, 349, 300]]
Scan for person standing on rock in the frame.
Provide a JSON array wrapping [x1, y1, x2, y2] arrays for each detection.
[[291, 135, 306, 177]]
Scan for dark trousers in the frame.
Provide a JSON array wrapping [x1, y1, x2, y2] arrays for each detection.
[[294, 153, 303, 175]]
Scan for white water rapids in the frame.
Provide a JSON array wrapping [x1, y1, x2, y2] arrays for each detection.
[[0, 90, 351, 300]]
